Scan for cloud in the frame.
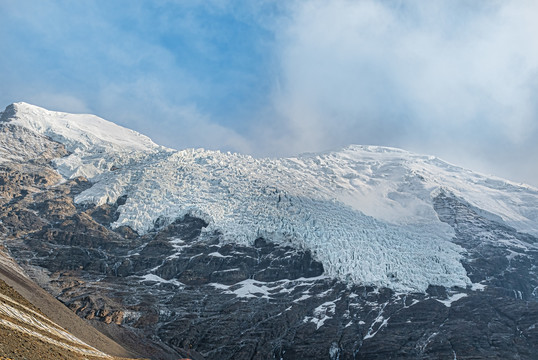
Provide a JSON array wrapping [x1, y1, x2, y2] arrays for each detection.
[[266, 0, 538, 185], [93, 78, 253, 154]]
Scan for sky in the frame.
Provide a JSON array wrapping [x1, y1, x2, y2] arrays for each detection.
[[1, 0, 537, 186]]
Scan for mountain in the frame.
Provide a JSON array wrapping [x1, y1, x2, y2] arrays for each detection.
[[1, 102, 537, 359]]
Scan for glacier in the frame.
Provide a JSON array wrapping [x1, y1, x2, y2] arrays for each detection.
[[2, 102, 538, 292]]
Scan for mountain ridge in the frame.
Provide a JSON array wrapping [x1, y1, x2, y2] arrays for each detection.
[[1, 102, 537, 292]]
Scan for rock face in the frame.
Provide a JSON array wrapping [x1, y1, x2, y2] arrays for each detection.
[[1, 103, 538, 359]]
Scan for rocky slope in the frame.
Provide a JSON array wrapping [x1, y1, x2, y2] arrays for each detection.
[[0, 246, 140, 360], [0, 102, 537, 359]]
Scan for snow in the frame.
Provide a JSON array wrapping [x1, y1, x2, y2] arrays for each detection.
[[139, 274, 183, 287], [418, 332, 439, 352], [165, 238, 189, 260], [436, 293, 468, 307], [303, 300, 336, 329], [209, 276, 329, 300], [363, 317, 390, 340], [0, 318, 111, 358], [293, 294, 312, 302], [3, 102, 538, 293], [2, 102, 164, 181], [231, 279, 274, 299], [208, 251, 232, 258], [363, 303, 389, 340], [75, 147, 472, 292], [471, 283, 486, 291], [329, 342, 340, 359], [209, 283, 230, 290], [210, 279, 277, 299], [5, 102, 159, 153]]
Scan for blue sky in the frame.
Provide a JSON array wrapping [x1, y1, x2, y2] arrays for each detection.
[[1, 0, 537, 186]]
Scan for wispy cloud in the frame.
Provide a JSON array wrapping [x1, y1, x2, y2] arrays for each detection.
[[267, 0, 538, 184]]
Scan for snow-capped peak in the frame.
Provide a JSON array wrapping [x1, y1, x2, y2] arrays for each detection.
[[2, 102, 161, 153], [1, 102, 166, 179], [2, 103, 537, 292]]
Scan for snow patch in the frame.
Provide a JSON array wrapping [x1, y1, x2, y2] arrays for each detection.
[[139, 274, 183, 287], [471, 283, 486, 291], [209, 283, 230, 290], [363, 303, 389, 340], [436, 293, 468, 307], [208, 252, 232, 258], [210, 279, 280, 299], [293, 294, 312, 303], [304, 300, 337, 329]]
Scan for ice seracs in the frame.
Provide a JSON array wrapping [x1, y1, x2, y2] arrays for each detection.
[[2, 102, 538, 292]]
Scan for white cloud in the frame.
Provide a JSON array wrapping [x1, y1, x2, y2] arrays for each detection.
[[94, 79, 252, 154], [264, 0, 538, 185]]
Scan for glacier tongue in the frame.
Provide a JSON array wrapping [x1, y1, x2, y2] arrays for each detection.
[[3, 102, 538, 292], [75, 148, 470, 292]]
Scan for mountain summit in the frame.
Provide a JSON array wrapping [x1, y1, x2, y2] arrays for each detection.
[[1, 102, 160, 152]]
